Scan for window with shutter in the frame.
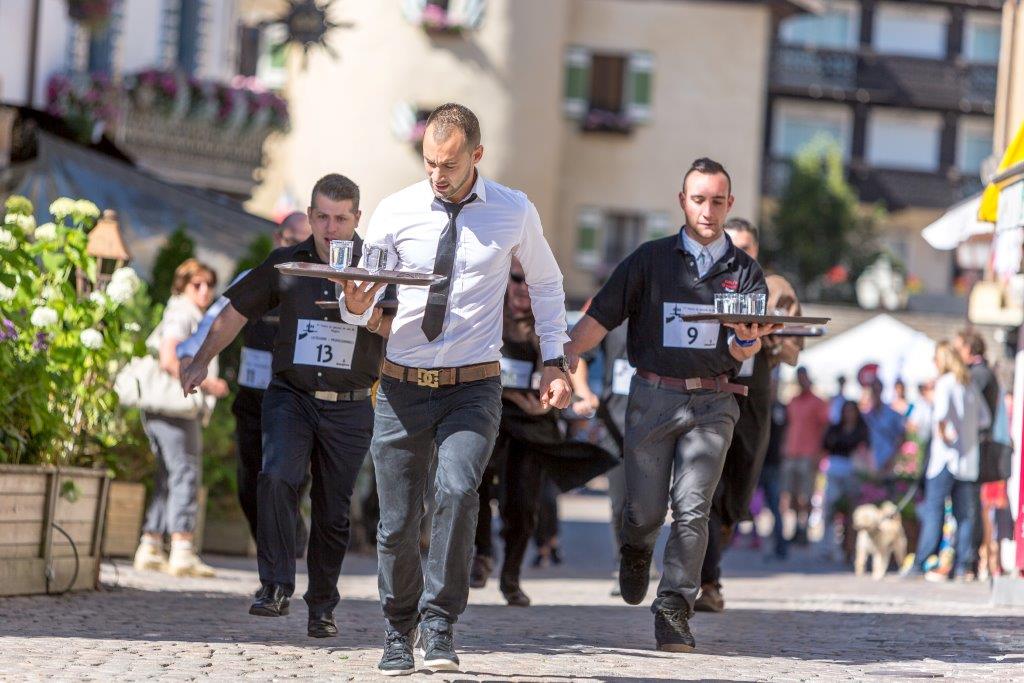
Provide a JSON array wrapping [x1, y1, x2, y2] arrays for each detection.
[[625, 52, 654, 124], [576, 207, 604, 268], [564, 47, 591, 119]]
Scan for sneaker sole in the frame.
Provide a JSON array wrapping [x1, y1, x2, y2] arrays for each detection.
[[657, 643, 695, 653], [379, 666, 415, 677], [418, 649, 460, 672], [249, 605, 290, 617]]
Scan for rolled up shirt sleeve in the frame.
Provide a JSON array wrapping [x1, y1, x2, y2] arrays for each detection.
[[587, 249, 642, 333], [513, 199, 569, 361]]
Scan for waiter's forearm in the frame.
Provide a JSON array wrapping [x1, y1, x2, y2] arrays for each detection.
[[567, 314, 609, 357], [729, 337, 761, 362], [193, 304, 248, 367]]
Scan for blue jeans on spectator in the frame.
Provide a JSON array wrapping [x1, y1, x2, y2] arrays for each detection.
[[915, 466, 979, 574]]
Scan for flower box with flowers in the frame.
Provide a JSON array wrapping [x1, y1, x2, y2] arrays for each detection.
[[0, 195, 150, 596], [581, 108, 633, 134]]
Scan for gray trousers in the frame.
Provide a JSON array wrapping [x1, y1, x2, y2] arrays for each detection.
[[620, 376, 739, 615], [141, 412, 203, 536], [372, 376, 502, 633]]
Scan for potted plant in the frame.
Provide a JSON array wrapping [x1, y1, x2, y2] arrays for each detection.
[[0, 195, 148, 595]]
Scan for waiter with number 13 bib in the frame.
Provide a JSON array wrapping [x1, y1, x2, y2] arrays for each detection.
[[566, 158, 778, 654], [180, 174, 390, 640]]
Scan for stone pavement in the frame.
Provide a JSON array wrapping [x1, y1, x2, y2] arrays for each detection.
[[1, 493, 1023, 682]]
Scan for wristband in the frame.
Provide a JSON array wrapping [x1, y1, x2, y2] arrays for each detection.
[[734, 336, 757, 348]]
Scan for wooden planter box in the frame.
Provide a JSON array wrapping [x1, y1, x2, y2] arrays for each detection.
[[0, 464, 111, 596], [102, 481, 146, 558]]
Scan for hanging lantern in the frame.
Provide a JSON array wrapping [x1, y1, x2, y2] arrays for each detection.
[[76, 209, 130, 296]]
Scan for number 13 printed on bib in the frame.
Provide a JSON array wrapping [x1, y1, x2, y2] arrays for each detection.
[[663, 303, 719, 349], [294, 319, 357, 369]]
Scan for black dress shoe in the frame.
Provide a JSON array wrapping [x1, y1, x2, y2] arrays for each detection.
[[307, 611, 338, 638], [654, 607, 696, 652], [618, 544, 654, 605], [249, 584, 290, 617], [501, 587, 531, 607]]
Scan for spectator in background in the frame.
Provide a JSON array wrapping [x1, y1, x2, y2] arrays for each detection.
[[133, 259, 229, 577], [915, 341, 990, 582], [860, 380, 905, 471], [829, 375, 847, 425], [782, 367, 830, 545], [891, 379, 912, 419], [819, 401, 870, 562], [760, 374, 788, 559], [979, 391, 1013, 580]]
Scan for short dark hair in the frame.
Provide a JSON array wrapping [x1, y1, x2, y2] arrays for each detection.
[[310, 173, 360, 211], [425, 102, 481, 150], [724, 217, 758, 244], [682, 157, 731, 195], [956, 328, 986, 356]]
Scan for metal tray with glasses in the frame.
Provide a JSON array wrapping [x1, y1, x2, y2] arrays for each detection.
[[275, 262, 443, 286], [681, 313, 831, 326]]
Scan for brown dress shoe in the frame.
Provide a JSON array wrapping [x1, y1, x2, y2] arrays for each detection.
[[469, 554, 493, 589], [694, 582, 725, 613]]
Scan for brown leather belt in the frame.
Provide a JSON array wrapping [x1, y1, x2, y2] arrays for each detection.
[[382, 359, 501, 388], [636, 369, 749, 397]]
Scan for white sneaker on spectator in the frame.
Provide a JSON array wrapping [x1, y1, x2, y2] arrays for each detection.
[[132, 539, 167, 572], [166, 541, 216, 577]]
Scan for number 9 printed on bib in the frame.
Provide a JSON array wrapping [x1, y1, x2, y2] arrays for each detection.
[[663, 303, 719, 349]]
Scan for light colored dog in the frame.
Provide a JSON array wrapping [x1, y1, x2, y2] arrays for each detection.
[[852, 501, 908, 579]]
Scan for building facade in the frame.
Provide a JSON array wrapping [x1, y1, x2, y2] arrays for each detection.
[[762, 0, 1002, 296], [248, 0, 804, 302]]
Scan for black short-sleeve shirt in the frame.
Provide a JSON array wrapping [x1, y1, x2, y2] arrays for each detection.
[[587, 230, 767, 380], [225, 235, 384, 393]]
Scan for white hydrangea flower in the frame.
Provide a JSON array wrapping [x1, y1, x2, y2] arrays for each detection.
[[80, 328, 103, 350], [49, 197, 76, 218], [0, 284, 15, 302], [30, 306, 58, 327], [5, 213, 35, 234], [41, 285, 59, 301], [125, 321, 141, 333], [0, 229, 15, 249], [106, 278, 135, 305], [88, 291, 106, 306], [74, 200, 100, 220], [34, 222, 58, 242]]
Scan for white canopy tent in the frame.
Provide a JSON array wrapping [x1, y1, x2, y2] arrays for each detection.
[[921, 193, 993, 251], [779, 314, 938, 401]]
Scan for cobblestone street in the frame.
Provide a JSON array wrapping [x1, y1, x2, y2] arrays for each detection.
[[1, 493, 1022, 681]]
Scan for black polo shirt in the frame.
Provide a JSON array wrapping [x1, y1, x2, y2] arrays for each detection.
[[225, 235, 383, 393], [587, 230, 767, 380]]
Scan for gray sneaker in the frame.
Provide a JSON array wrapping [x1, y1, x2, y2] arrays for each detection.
[[418, 619, 459, 672], [378, 627, 415, 677]]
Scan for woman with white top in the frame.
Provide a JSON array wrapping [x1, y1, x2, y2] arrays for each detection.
[[914, 341, 991, 582]]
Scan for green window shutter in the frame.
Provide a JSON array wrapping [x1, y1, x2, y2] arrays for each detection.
[[402, 0, 428, 22], [564, 46, 591, 119], [576, 207, 604, 269], [626, 51, 654, 124]]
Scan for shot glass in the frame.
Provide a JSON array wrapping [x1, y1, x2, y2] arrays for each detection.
[[364, 245, 388, 273], [330, 240, 354, 270], [714, 293, 739, 314], [746, 293, 767, 316]]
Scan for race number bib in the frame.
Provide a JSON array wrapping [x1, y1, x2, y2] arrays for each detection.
[[611, 358, 635, 395], [737, 356, 755, 378], [500, 357, 539, 390], [293, 319, 357, 369], [663, 303, 719, 349], [238, 346, 273, 389]]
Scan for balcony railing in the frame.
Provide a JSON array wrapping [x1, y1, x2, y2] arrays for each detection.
[[771, 44, 997, 112], [763, 157, 985, 210]]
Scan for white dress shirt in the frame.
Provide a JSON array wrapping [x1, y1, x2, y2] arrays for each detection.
[[339, 173, 569, 368], [680, 229, 728, 278]]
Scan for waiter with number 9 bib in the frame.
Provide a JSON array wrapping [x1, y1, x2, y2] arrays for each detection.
[[566, 158, 778, 653], [180, 174, 389, 640]]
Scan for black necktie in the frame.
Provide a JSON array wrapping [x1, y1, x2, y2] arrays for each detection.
[[421, 193, 477, 342]]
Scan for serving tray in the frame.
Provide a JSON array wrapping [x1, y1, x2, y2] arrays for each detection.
[[275, 262, 442, 286], [315, 298, 399, 311], [681, 313, 831, 326]]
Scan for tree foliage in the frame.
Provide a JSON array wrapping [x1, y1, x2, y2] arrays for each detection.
[[149, 226, 195, 305]]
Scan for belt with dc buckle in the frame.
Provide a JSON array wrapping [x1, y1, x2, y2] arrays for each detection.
[[381, 359, 501, 388]]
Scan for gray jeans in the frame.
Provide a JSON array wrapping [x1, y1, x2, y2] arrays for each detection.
[[141, 412, 203, 535], [372, 376, 502, 633], [620, 375, 739, 615]]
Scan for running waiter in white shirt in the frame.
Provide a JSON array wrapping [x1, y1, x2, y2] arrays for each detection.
[[339, 103, 572, 676]]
